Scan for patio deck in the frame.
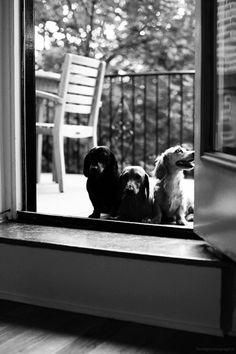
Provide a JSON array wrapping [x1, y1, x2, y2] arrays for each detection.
[[37, 173, 194, 225], [37, 173, 93, 217]]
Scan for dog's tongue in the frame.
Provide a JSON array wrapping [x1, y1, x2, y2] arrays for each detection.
[[190, 160, 195, 167], [176, 160, 194, 169]]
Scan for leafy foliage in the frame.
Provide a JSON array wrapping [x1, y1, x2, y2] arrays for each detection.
[[35, 0, 195, 73], [35, 0, 195, 173]]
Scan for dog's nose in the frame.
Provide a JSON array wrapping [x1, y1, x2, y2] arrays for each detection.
[[90, 165, 99, 173], [125, 183, 135, 194]]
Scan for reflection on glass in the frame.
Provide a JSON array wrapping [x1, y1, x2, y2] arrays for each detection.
[[215, 0, 236, 155]]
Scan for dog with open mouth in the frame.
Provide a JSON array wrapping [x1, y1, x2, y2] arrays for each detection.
[[151, 145, 194, 225]]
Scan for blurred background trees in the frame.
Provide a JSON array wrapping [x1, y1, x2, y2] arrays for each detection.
[[35, 0, 195, 174], [35, 0, 195, 73]]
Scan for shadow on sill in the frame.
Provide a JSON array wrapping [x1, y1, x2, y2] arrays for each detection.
[[17, 211, 197, 240]]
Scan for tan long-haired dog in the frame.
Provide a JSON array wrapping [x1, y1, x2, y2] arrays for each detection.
[[151, 146, 194, 225]]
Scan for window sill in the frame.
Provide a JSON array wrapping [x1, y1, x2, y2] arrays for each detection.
[[0, 218, 224, 267]]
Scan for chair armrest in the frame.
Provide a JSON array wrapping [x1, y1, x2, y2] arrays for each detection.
[[35, 70, 61, 82], [36, 90, 63, 104]]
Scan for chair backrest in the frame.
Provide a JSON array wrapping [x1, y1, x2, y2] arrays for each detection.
[[58, 54, 106, 127]]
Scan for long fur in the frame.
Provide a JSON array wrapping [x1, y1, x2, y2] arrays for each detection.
[[151, 146, 194, 225], [118, 166, 153, 222], [83, 146, 120, 218]]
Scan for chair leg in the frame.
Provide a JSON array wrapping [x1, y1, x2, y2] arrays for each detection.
[[53, 130, 65, 193], [36, 99, 45, 183], [52, 149, 58, 183], [92, 133, 98, 147], [36, 133, 43, 183]]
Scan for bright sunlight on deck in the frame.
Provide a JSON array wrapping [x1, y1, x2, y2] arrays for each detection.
[[37, 173, 194, 226], [37, 173, 93, 218]]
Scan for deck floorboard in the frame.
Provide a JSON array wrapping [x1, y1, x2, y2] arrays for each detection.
[[37, 173, 194, 223]]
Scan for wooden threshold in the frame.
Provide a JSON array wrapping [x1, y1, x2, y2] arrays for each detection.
[[17, 211, 197, 240], [0, 218, 226, 267]]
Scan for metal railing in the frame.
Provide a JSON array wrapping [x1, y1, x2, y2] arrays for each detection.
[[41, 71, 195, 174]]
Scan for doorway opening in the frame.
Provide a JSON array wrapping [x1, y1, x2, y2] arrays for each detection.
[[35, 0, 195, 226]]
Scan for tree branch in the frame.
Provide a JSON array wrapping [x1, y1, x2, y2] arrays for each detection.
[[66, 0, 80, 30], [85, 0, 97, 56]]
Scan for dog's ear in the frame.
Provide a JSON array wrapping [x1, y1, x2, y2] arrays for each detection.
[[83, 152, 92, 177], [144, 173, 150, 199], [154, 154, 167, 179], [119, 172, 126, 191], [107, 151, 118, 174]]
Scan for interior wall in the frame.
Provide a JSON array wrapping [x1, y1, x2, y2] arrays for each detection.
[[0, 243, 223, 336]]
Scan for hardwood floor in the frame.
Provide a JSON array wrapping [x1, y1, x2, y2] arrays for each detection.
[[0, 300, 235, 353]]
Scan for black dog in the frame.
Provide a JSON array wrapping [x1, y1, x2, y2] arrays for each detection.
[[118, 166, 153, 222], [83, 146, 120, 218]]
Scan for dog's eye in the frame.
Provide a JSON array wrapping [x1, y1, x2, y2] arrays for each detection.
[[134, 173, 141, 180], [175, 148, 183, 154]]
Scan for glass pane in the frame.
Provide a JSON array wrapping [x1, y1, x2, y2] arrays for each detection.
[[215, 0, 236, 155]]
